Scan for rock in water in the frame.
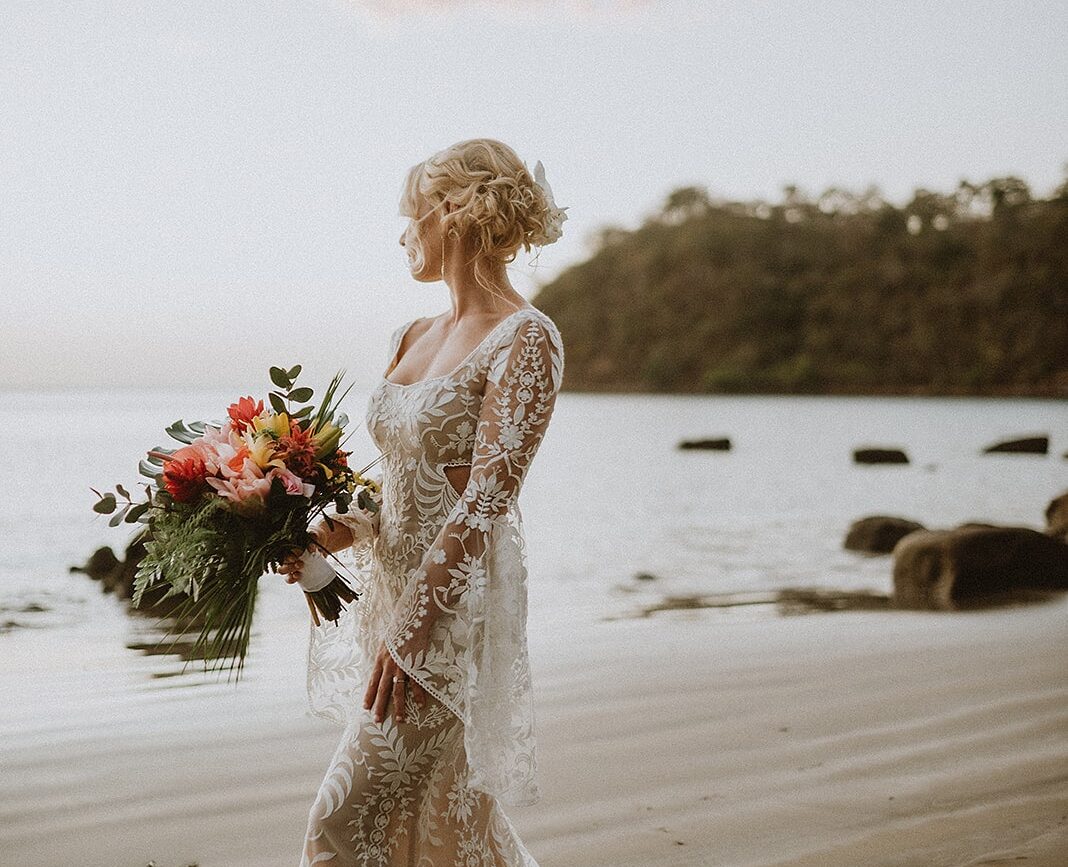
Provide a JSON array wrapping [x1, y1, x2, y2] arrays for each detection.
[[982, 435, 1048, 454], [1046, 490, 1068, 542], [892, 525, 1068, 610], [853, 447, 909, 464], [844, 515, 926, 553], [70, 546, 120, 580], [678, 437, 731, 451]]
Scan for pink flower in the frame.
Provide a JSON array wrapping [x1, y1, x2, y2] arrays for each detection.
[[183, 422, 241, 476], [267, 465, 313, 497], [205, 456, 272, 513]]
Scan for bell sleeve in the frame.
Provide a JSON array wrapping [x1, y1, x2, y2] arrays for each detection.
[[382, 312, 564, 804]]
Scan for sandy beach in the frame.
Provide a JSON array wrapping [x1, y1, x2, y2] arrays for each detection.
[[3, 593, 1066, 867]]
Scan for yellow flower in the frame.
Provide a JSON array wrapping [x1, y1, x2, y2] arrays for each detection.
[[243, 430, 284, 470], [252, 412, 291, 439]]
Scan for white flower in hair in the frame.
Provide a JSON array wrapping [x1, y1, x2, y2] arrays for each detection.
[[532, 160, 569, 245]]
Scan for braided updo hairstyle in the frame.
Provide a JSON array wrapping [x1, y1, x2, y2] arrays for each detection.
[[399, 138, 558, 302]]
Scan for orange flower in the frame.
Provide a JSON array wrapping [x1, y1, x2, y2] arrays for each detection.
[[224, 444, 251, 476], [227, 396, 264, 433]]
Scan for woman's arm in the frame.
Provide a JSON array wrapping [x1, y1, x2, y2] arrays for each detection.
[[364, 315, 564, 723]]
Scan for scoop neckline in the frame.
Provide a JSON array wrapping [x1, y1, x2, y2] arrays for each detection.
[[382, 306, 539, 389]]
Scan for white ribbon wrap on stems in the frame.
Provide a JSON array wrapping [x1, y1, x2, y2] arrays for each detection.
[[296, 550, 337, 593]]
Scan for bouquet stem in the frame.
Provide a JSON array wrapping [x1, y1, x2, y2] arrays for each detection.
[[304, 574, 360, 625]]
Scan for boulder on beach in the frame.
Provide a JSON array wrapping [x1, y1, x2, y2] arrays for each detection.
[[678, 437, 731, 451], [844, 515, 926, 553], [982, 435, 1048, 454], [891, 524, 1068, 610], [1046, 490, 1068, 542], [853, 447, 909, 464]]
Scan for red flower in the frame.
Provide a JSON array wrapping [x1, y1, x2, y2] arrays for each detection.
[[227, 396, 264, 433], [163, 446, 209, 503], [275, 421, 317, 478]]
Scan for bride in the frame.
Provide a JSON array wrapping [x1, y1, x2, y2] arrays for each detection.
[[280, 138, 566, 866]]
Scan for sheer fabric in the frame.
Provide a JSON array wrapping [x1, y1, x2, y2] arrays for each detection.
[[302, 307, 563, 864]]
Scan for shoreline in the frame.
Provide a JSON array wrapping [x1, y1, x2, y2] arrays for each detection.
[[3, 596, 1066, 865]]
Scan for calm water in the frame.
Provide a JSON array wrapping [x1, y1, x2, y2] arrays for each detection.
[[1, 389, 1065, 733]]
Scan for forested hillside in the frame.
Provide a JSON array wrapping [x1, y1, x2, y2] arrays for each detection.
[[532, 176, 1067, 396]]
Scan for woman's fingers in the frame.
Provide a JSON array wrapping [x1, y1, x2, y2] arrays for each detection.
[[372, 664, 393, 723], [392, 674, 406, 723], [278, 551, 304, 584], [363, 654, 383, 711], [364, 644, 416, 724]]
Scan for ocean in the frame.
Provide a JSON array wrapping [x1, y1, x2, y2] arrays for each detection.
[[1, 389, 1064, 735]]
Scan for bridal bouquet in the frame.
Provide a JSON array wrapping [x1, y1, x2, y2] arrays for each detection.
[[91, 365, 381, 680]]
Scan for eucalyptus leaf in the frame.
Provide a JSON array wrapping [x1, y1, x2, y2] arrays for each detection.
[[269, 392, 287, 414], [93, 494, 117, 514], [108, 509, 126, 527], [269, 366, 291, 389], [289, 387, 314, 403], [115, 483, 129, 499], [125, 502, 150, 523], [287, 364, 302, 380]]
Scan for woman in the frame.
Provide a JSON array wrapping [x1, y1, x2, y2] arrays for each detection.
[[281, 138, 566, 866]]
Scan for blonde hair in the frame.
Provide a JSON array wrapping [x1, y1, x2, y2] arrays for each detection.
[[399, 138, 555, 303]]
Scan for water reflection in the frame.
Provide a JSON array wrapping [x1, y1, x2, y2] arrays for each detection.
[[608, 584, 1065, 620]]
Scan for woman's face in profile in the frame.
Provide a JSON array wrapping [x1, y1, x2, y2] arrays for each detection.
[[399, 196, 444, 283]]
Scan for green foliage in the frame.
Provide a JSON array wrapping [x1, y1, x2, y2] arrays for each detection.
[[533, 176, 1068, 396], [90, 364, 377, 681]]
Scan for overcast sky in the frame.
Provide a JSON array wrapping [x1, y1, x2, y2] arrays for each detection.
[[2, 0, 1065, 391]]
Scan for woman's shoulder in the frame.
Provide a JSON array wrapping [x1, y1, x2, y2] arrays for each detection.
[[487, 306, 565, 388], [501, 305, 563, 349]]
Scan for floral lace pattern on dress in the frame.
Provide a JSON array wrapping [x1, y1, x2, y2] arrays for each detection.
[[305, 307, 564, 829]]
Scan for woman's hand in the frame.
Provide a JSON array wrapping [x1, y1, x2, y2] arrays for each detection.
[[364, 640, 427, 724], [276, 521, 356, 585]]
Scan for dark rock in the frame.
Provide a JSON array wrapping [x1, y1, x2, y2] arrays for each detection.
[[892, 525, 1068, 610], [73, 530, 179, 614], [982, 435, 1048, 454], [110, 533, 149, 600], [1046, 491, 1068, 543], [70, 546, 120, 580], [853, 447, 909, 464], [844, 516, 927, 553], [679, 437, 731, 451]]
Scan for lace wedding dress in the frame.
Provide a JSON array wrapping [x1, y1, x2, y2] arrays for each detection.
[[300, 305, 564, 866]]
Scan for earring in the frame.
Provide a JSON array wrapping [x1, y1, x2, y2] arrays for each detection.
[[440, 235, 445, 280]]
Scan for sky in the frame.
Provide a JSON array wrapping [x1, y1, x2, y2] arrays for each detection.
[[1, 0, 1065, 391]]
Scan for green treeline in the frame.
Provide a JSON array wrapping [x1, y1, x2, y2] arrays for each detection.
[[531, 176, 1067, 396]]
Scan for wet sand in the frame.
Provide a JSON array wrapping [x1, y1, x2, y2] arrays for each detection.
[[2, 596, 1066, 866]]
